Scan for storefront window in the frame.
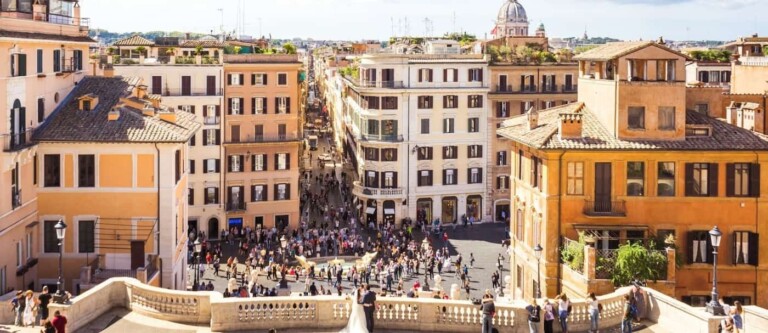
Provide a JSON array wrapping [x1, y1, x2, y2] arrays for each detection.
[[442, 197, 457, 224], [417, 199, 432, 224], [466, 195, 482, 221]]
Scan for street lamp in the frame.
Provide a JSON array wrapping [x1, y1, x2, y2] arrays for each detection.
[[193, 239, 202, 291], [279, 235, 289, 288], [534, 244, 543, 299], [54, 220, 67, 303], [706, 226, 725, 316]]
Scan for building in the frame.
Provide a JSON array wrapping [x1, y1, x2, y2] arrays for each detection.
[[724, 34, 768, 95], [332, 42, 489, 226], [106, 35, 226, 240], [498, 40, 768, 307], [222, 54, 303, 233], [0, 0, 93, 295], [33, 76, 200, 292], [685, 61, 731, 88], [492, 0, 530, 39]]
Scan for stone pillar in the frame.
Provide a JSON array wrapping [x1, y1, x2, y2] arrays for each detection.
[[666, 247, 676, 281], [136, 268, 148, 284], [585, 245, 596, 280]]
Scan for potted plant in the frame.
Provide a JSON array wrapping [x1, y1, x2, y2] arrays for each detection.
[[664, 233, 676, 247], [135, 46, 147, 64]]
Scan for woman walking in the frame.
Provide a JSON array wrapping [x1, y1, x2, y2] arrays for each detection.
[[557, 293, 571, 333], [542, 299, 555, 333], [587, 292, 600, 333], [22, 290, 36, 327]]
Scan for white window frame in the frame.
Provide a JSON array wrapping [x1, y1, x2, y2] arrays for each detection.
[[230, 73, 241, 85], [205, 130, 216, 145], [277, 97, 288, 114], [231, 98, 241, 115], [16, 242, 22, 268], [277, 153, 287, 170], [470, 168, 481, 184], [26, 233, 32, 260], [497, 151, 508, 166], [277, 184, 287, 200], [254, 97, 265, 114], [205, 187, 217, 204], [254, 73, 266, 86], [230, 155, 241, 172], [468, 118, 479, 133], [469, 68, 482, 82], [253, 154, 265, 171], [206, 159, 216, 173], [446, 169, 455, 185], [498, 175, 509, 190]]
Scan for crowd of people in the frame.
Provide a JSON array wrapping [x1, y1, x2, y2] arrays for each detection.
[[8, 286, 68, 333]]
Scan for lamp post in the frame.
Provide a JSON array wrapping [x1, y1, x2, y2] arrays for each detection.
[[53, 220, 67, 303], [534, 244, 543, 299], [279, 235, 289, 289], [193, 239, 202, 291], [706, 226, 724, 315]]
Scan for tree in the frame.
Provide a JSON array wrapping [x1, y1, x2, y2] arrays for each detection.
[[574, 45, 598, 54], [282, 42, 297, 54], [499, 45, 512, 62], [611, 242, 667, 286], [487, 45, 501, 62], [194, 45, 204, 56]]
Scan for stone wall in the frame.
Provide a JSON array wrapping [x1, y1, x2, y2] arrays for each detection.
[[644, 287, 721, 333], [742, 305, 768, 332]]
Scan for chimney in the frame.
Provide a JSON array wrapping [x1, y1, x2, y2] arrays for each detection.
[[108, 107, 121, 121], [158, 110, 177, 123], [527, 107, 539, 130], [136, 84, 148, 98], [142, 103, 156, 117], [558, 113, 583, 139]]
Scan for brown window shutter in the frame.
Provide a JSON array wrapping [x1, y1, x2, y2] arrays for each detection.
[[750, 163, 761, 197], [686, 231, 695, 264], [191, 105, 196, 114], [227, 98, 232, 114], [274, 184, 279, 200], [286, 184, 291, 200], [262, 98, 268, 114], [428, 69, 433, 82], [443, 69, 448, 82], [453, 69, 458, 82], [251, 98, 256, 114], [725, 163, 735, 197], [418, 69, 423, 82], [286, 98, 291, 114], [251, 74, 256, 85], [443, 169, 447, 185], [479, 69, 483, 82], [275, 97, 279, 113], [684, 163, 694, 196], [748, 232, 759, 265], [263, 155, 268, 171], [215, 105, 221, 117], [286, 153, 291, 169], [708, 163, 719, 197], [239, 74, 244, 84], [227, 74, 232, 85], [264, 74, 268, 85]]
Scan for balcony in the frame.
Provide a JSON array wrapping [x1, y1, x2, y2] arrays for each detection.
[[226, 201, 245, 212], [2, 130, 36, 152], [47, 13, 90, 31], [583, 199, 626, 217], [519, 85, 537, 93], [360, 134, 403, 142], [540, 85, 558, 93], [495, 84, 513, 93], [159, 87, 223, 97], [203, 117, 220, 125], [346, 77, 405, 89], [225, 134, 301, 145], [562, 84, 578, 93], [352, 181, 405, 199]]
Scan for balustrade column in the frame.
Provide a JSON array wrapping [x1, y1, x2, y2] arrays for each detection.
[[585, 245, 596, 280]]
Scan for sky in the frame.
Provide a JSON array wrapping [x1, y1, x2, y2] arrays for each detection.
[[80, 0, 766, 41]]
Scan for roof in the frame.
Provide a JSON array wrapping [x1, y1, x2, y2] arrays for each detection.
[[179, 40, 226, 48], [0, 29, 95, 43], [573, 41, 688, 61], [497, 102, 768, 151], [34, 76, 200, 143], [113, 35, 154, 46]]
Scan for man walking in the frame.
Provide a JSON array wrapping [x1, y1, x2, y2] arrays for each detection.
[[360, 284, 377, 332], [51, 310, 67, 333], [37, 286, 53, 326], [480, 289, 496, 333]]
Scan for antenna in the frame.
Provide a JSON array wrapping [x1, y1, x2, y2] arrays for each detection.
[[218, 8, 224, 41], [453, 11, 456, 34]]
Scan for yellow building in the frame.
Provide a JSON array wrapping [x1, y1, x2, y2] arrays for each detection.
[[222, 54, 303, 232], [498, 41, 768, 307], [33, 76, 200, 292], [0, 0, 92, 294]]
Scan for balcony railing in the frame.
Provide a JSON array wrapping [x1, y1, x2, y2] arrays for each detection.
[[160, 87, 223, 97], [495, 84, 513, 93], [203, 117, 220, 125], [352, 181, 405, 198], [360, 134, 403, 142], [346, 77, 405, 89], [583, 199, 626, 217], [47, 13, 90, 30], [519, 85, 537, 93], [226, 134, 301, 144], [226, 201, 246, 212], [562, 84, 578, 93], [2, 130, 36, 152], [540, 85, 558, 93]]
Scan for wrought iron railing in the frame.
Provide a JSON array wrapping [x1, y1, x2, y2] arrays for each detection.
[[1, 130, 35, 152], [583, 200, 626, 217]]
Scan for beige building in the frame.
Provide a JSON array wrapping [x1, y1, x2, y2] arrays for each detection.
[[723, 34, 768, 95], [0, 0, 92, 294], [222, 54, 303, 232]]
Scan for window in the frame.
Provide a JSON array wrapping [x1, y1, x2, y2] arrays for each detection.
[[276, 153, 289, 170], [251, 185, 267, 202], [362, 96, 380, 109], [497, 151, 508, 166], [531, 156, 543, 189], [278, 73, 288, 85], [694, 103, 709, 116], [205, 187, 219, 204], [628, 106, 645, 129], [276, 97, 289, 114], [443, 169, 457, 185], [203, 129, 220, 146], [468, 95, 483, 108], [275, 183, 290, 200], [418, 170, 433, 186], [657, 162, 675, 196], [382, 96, 398, 110], [37, 98, 44, 123], [517, 150, 524, 180], [26, 233, 31, 260], [625, 162, 645, 196], [685, 163, 717, 197], [366, 119, 379, 135], [175, 150, 182, 183], [468, 68, 483, 82], [727, 163, 759, 197], [252, 97, 266, 114], [381, 120, 397, 137], [78, 155, 95, 188], [468, 168, 482, 184], [443, 95, 458, 109], [36, 49, 43, 74], [188, 188, 194, 205], [205, 159, 220, 173], [418, 68, 433, 82], [78, 220, 95, 253], [228, 155, 243, 172], [16, 241, 22, 267], [566, 162, 584, 195], [228, 73, 243, 85], [44, 154, 60, 187], [496, 175, 509, 190], [383, 172, 397, 188], [420, 119, 430, 134], [10, 53, 27, 77], [443, 118, 455, 133], [381, 148, 397, 162], [417, 96, 433, 109], [43, 220, 59, 253], [733, 231, 758, 265], [468, 145, 483, 158], [364, 147, 379, 161], [533, 215, 541, 247], [229, 98, 242, 115], [443, 68, 458, 82], [496, 102, 509, 118], [252, 154, 266, 171], [252, 73, 267, 85], [658, 107, 675, 130], [443, 146, 457, 159], [417, 147, 433, 160], [515, 209, 523, 241], [688, 231, 712, 264], [53, 49, 61, 73], [365, 170, 379, 188], [468, 117, 479, 133]]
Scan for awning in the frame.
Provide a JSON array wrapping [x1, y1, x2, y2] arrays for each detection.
[[366, 207, 376, 215], [384, 208, 395, 215]]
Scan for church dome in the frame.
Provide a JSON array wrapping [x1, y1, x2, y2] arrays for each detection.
[[498, 0, 528, 23]]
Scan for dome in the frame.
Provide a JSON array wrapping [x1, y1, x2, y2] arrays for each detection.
[[497, 0, 528, 23]]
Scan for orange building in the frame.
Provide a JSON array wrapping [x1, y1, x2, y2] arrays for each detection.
[[222, 54, 303, 232], [498, 41, 768, 307], [0, 0, 93, 294], [33, 76, 200, 292]]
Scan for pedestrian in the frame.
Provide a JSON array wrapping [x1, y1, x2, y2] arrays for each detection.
[[526, 298, 541, 333], [731, 300, 743, 333], [10, 290, 23, 326], [22, 290, 36, 327], [587, 292, 600, 333], [41, 319, 56, 333], [557, 293, 571, 333], [470, 253, 475, 268], [543, 299, 555, 333], [51, 310, 67, 333], [37, 286, 52, 326], [622, 294, 633, 333], [479, 289, 495, 333]]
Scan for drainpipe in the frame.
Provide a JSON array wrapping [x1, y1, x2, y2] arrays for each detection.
[[154, 143, 162, 287], [753, 150, 760, 303], [556, 150, 567, 296]]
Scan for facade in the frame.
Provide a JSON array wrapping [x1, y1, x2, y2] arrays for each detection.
[[33, 76, 200, 292], [498, 41, 768, 307], [0, 0, 92, 294], [337, 42, 490, 226], [492, 0, 530, 39], [725, 35, 768, 95], [108, 36, 226, 240], [222, 54, 303, 233], [685, 61, 731, 88]]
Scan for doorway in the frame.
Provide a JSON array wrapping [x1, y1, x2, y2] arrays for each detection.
[[594, 162, 612, 213], [275, 215, 289, 232], [208, 218, 219, 239], [383, 200, 395, 225], [441, 196, 457, 224], [130, 241, 145, 270]]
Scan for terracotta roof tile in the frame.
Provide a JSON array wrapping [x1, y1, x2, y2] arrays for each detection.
[[574, 41, 689, 61], [179, 40, 226, 48], [113, 35, 154, 46]]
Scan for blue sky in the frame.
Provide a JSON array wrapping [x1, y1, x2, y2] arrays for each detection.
[[81, 0, 764, 41]]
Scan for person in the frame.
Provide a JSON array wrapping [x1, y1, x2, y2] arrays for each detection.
[[543, 299, 555, 333], [360, 284, 377, 333], [587, 292, 600, 333], [479, 289, 495, 333], [719, 297, 732, 318], [720, 317, 735, 333], [23, 290, 36, 327], [51, 310, 67, 333], [41, 319, 56, 333], [557, 293, 571, 333], [731, 301, 743, 333], [622, 294, 633, 333], [10, 290, 24, 326], [38, 286, 52, 326], [339, 286, 367, 333], [526, 298, 541, 333]]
